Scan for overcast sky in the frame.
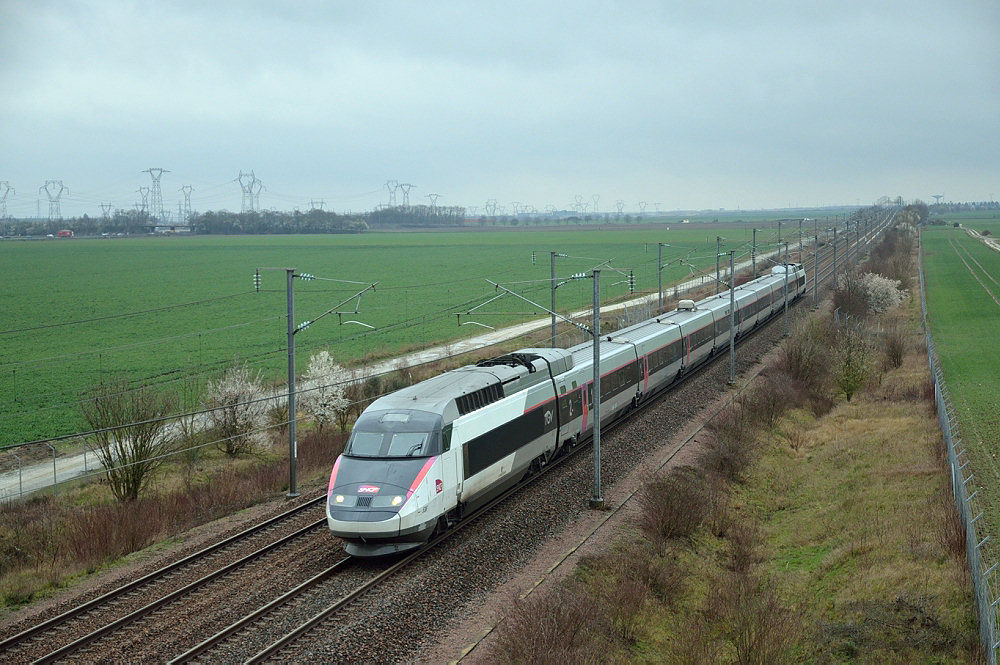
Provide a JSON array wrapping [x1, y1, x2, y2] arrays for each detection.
[[2, 1, 997, 219]]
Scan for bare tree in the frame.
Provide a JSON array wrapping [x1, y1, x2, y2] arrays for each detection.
[[80, 379, 176, 501]]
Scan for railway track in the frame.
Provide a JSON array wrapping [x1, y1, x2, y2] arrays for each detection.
[[0, 495, 326, 663]]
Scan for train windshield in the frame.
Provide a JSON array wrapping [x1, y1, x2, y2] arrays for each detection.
[[344, 409, 443, 459]]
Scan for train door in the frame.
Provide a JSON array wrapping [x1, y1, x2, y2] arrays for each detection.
[[440, 423, 462, 510]]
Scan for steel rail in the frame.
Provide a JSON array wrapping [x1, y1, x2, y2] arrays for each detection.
[[0, 493, 325, 654], [25, 503, 326, 663], [168, 556, 354, 663]]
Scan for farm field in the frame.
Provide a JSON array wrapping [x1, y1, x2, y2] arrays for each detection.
[[0, 222, 822, 446], [933, 210, 1000, 236], [921, 225, 1000, 539]]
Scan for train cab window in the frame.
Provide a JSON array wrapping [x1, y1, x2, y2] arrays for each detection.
[[386, 432, 430, 457], [345, 409, 444, 458], [572, 380, 578, 389], [347, 432, 383, 457]]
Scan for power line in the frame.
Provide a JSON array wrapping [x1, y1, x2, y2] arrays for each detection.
[[1, 314, 285, 370], [0, 291, 254, 336]]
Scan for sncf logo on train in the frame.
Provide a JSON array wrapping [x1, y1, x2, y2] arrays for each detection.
[[358, 485, 380, 494]]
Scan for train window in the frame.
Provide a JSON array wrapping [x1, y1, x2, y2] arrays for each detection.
[[387, 432, 430, 457], [442, 424, 453, 452], [346, 431, 383, 457]]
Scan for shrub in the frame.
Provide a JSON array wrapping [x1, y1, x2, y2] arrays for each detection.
[[881, 324, 908, 370], [486, 583, 610, 664], [777, 319, 834, 402], [706, 569, 799, 664], [835, 327, 872, 402], [702, 404, 758, 482], [580, 542, 686, 608], [635, 466, 709, 550], [741, 373, 793, 429], [833, 271, 870, 319]]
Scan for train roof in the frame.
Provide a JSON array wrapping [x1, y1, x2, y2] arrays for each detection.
[[368, 347, 574, 417]]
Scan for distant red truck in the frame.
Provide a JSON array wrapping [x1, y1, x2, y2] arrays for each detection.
[[57, 230, 73, 237]]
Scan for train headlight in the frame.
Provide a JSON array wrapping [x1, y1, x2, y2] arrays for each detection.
[[391, 495, 404, 507], [334, 494, 345, 504]]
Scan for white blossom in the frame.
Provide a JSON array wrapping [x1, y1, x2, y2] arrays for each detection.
[[860, 272, 907, 313], [205, 360, 270, 455], [300, 351, 351, 431]]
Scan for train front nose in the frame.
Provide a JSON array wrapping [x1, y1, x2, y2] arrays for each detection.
[[327, 479, 408, 537]]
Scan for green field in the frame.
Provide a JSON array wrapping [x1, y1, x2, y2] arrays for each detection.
[[0, 221, 832, 446], [921, 225, 1000, 538], [931, 210, 1000, 236]]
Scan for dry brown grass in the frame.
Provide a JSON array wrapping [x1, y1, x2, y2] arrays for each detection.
[[0, 427, 346, 609]]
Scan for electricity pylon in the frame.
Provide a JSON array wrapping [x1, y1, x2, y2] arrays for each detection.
[[142, 168, 169, 220], [252, 177, 264, 211], [137, 186, 150, 213], [0, 182, 14, 219], [238, 171, 256, 212], [39, 180, 67, 220], [398, 183, 414, 208], [179, 185, 193, 220]]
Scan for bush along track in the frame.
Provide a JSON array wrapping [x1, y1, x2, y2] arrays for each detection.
[[480, 220, 979, 664]]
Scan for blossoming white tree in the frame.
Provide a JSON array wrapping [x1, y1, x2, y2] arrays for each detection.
[[301, 350, 351, 432], [205, 359, 270, 456], [859, 273, 907, 314]]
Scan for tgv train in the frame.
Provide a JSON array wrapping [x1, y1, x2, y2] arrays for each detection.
[[327, 264, 806, 555]]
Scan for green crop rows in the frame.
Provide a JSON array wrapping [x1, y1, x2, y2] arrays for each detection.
[[922, 226, 1000, 538], [1, 224, 804, 445]]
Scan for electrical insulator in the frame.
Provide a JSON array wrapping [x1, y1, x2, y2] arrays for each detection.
[[298, 272, 315, 281], [253, 271, 261, 292], [628, 271, 634, 293], [531, 251, 536, 265]]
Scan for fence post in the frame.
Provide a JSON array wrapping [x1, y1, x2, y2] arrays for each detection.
[[44, 442, 57, 495]]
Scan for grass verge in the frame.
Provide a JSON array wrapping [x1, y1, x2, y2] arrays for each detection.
[[484, 228, 979, 663]]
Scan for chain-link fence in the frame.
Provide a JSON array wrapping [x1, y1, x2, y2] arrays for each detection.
[[918, 229, 1000, 662]]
